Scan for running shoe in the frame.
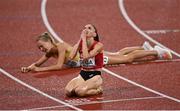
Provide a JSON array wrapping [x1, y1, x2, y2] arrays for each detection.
[[142, 41, 153, 50], [154, 45, 172, 60]]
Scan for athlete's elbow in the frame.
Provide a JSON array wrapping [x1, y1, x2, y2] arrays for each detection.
[[54, 65, 62, 70]]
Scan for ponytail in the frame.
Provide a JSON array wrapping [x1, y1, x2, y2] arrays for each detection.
[[94, 33, 100, 41]]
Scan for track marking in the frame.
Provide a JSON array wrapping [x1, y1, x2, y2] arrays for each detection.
[[118, 0, 180, 57], [0, 68, 82, 111], [28, 96, 163, 110], [144, 29, 180, 34], [41, 0, 180, 103], [41, 0, 63, 43]]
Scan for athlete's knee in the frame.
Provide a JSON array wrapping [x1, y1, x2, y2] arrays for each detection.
[[65, 84, 70, 92], [75, 87, 87, 97], [65, 87, 71, 96], [119, 47, 133, 52], [124, 55, 134, 63]]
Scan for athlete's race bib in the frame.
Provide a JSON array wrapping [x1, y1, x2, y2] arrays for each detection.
[[80, 58, 95, 67]]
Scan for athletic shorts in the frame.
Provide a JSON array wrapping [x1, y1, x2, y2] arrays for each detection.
[[80, 70, 101, 81]]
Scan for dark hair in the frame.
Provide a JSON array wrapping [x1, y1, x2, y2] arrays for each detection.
[[91, 25, 100, 42], [36, 32, 56, 45]]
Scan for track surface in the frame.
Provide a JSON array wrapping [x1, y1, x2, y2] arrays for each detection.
[[0, 0, 179, 110]]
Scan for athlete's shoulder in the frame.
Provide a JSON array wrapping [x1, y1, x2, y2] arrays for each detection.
[[96, 42, 103, 48], [94, 42, 103, 52], [56, 42, 66, 51], [56, 42, 64, 46], [56, 42, 62, 47]]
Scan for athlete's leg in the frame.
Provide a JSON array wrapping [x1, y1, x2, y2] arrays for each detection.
[[104, 47, 143, 56], [74, 75, 103, 97], [65, 75, 84, 97], [117, 41, 154, 55], [126, 50, 158, 61], [107, 50, 158, 64], [118, 46, 144, 55], [107, 55, 133, 64]]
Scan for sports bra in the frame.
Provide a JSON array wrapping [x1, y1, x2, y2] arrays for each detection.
[[45, 47, 80, 62]]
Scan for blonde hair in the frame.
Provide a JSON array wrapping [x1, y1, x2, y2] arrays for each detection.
[[36, 32, 57, 45]]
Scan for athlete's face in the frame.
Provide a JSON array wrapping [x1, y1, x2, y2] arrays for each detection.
[[37, 40, 53, 53], [84, 24, 96, 38]]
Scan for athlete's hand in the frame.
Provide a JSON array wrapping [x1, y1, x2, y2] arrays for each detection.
[[81, 29, 88, 39], [21, 63, 37, 73], [25, 65, 45, 72], [21, 67, 30, 73]]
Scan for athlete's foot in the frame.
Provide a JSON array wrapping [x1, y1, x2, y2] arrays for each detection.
[[142, 41, 153, 50], [97, 86, 103, 94], [154, 45, 172, 60]]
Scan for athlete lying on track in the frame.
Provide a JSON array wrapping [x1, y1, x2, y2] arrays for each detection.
[[21, 24, 172, 73]]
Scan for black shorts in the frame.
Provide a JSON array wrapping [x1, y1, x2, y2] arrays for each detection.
[[80, 70, 101, 81]]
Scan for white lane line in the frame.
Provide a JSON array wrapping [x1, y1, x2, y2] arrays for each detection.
[[41, 0, 63, 43], [41, 0, 180, 103], [0, 68, 82, 111], [118, 0, 180, 57], [28, 96, 164, 110], [144, 29, 180, 34]]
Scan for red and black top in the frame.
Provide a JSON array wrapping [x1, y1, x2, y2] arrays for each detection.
[[79, 40, 103, 70]]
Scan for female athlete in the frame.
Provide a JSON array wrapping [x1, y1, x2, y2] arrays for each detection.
[[21, 25, 172, 73], [65, 24, 104, 97]]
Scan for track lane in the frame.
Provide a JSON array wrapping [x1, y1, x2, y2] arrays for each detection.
[[123, 0, 180, 55], [0, 0, 179, 110]]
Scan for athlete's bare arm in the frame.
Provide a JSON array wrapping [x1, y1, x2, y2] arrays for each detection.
[[69, 40, 81, 60], [31, 44, 66, 72], [34, 55, 49, 66], [81, 30, 103, 59], [21, 55, 49, 73]]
